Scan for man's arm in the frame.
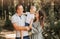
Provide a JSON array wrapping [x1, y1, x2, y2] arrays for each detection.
[[13, 23, 30, 31]]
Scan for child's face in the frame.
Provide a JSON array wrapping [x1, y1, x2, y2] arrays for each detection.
[[30, 6, 36, 14]]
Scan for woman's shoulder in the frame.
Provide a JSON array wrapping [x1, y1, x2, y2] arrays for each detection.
[[33, 21, 40, 24], [33, 21, 40, 26]]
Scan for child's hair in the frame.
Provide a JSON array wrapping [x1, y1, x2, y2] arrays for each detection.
[[30, 5, 36, 11]]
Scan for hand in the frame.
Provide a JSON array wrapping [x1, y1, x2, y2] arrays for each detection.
[[26, 26, 30, 31]]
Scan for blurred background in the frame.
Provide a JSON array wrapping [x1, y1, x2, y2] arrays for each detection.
[[0, 0, 60, 39]]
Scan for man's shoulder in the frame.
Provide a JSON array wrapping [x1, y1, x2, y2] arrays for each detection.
[[12, 13, 17, 17], [26, 12, 30, 13], [11, 13, 17, 19], [22, 14, 26, 18], [26, 12, 30, 14]]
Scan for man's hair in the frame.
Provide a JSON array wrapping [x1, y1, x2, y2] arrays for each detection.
[[16, 4, 23, 11]]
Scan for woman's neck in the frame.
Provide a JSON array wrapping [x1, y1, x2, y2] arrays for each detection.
[[36, 18, 39, 22]]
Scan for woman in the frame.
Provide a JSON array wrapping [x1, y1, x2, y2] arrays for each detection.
[[31, 10, 46, 39]]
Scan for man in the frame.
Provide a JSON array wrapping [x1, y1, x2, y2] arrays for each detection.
[[11, 4, 30, 39]]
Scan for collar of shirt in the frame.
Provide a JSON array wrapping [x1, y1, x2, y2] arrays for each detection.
[[15, 13, 22, 19]]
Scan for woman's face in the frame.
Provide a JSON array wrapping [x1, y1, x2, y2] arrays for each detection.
[[35, 13, 39, 18]]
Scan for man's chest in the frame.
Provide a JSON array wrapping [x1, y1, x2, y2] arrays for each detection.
[[16, 16, 26, 26]]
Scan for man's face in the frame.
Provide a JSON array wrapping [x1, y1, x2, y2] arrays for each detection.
[[17, 5, 23, 15]]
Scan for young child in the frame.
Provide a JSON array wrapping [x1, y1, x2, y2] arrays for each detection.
[[20, 6, 36, 39], [25, 6, 36, 26], [25, 12, 35, 26]]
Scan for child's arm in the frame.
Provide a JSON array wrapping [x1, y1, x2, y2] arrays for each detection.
[[29, 19, 33, 29]]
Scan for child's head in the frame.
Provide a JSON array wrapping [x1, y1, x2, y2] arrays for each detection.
[[30, 6, 36, 14]]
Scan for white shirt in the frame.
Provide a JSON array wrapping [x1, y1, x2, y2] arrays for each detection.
[[11, 13, 29, 37], [26, 12, 35, 24]]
